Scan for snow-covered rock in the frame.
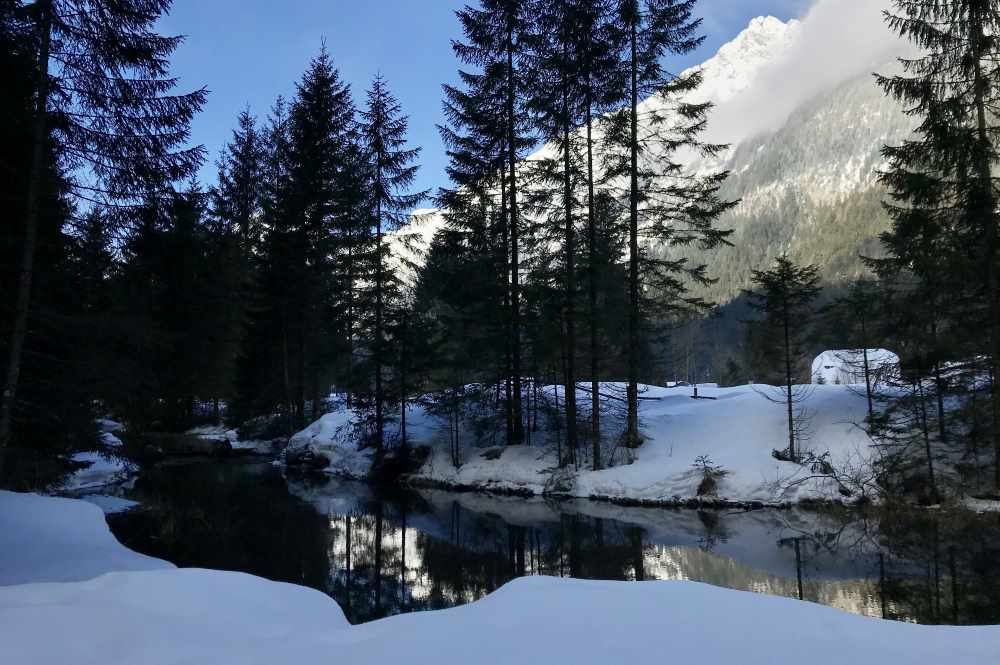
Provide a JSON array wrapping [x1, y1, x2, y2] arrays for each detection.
[[285, 408, 373, 476], [285, 401, 440, 477]]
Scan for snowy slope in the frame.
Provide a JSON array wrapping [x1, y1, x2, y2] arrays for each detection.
[[289, 382, 877, 506]]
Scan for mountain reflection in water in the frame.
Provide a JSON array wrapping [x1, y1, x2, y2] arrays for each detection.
[[105, 460, 1000, 626]]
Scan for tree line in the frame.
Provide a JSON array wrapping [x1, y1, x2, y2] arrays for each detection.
[[2, 0, 1000, 499]]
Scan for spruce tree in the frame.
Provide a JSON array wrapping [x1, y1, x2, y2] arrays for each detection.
[[231, 97, 296, 424], [213, 108, 266, 244], [744, 256, 821, 461], [530, 0, 586, 466], [0, 0, 206, 453], [452, 0, 534, 445], [288, 48, 358, 423], [206, 108, 267, 422], [359, 75, 426, 455], [605, 0, 734, 447], [878, 0, 1000, 490], [577, 0, 624, 469]]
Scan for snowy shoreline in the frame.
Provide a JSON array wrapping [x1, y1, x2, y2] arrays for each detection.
[[285, 382, 887, 508], [3, 490, 999, 665]]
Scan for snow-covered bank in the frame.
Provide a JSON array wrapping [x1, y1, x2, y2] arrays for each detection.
[[0, 492, 168, 586], [287, 383, 877, 506], [3, 491, 999, 665], [1, 569, 350, 665]]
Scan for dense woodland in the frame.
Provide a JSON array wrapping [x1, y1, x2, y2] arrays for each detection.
[[2, 0, 1000, 501]]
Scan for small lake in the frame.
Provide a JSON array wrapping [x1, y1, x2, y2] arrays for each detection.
[[104, 459, 1000, 626]]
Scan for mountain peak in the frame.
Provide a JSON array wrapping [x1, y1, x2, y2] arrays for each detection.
[[692, 16, 800, 106]]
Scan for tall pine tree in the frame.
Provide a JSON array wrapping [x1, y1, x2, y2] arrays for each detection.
[[359, 75, 426, 455], [1, 0, 206, 454], [878, 0, 1000, 490]]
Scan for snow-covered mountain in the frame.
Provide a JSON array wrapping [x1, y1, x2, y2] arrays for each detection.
[[659, 11, 911, 302], [396, 11, 911, 304]]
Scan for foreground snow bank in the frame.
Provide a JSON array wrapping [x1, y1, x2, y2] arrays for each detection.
[[3, 491, 998, 665], [0, 569, 350, 665], [291, 383, 877, 505], [337, 577, 998, 665], [0, 491, 169, 586], [4, 574, 998, 665], [1, 491, 347, 665]]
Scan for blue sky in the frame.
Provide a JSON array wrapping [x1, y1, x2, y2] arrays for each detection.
[[160, 0, 812, 199]]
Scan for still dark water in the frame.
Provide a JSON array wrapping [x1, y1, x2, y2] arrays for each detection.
[[103, 459, 1000, 626]]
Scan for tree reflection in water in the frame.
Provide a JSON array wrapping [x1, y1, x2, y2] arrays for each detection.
[[106, 460, 1000, 626]]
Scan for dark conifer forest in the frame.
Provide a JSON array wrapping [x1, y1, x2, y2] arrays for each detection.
[[2, 0, 1000, 505]]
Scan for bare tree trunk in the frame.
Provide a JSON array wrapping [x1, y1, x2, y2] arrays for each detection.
[[783, 304, 796, 460], [400, 509, 408, 610], [375, 194, 384, 455], [0, 0, 51, 455], [794, 538, 804, 601], [400, 312, 407, 453], [561, 46, 577, 467], [506, 22, 524, 446], [532, 377, 539, 432], [346, 245, 355, 409], [861, 320, 874, 421], [345, 514, 353, 617], [281, 315, 292, 434], [929, 316, 947, 443], [525, 377, 532, 447], [969, 6, 1000, 490], [373, 502, 383, 616], [296, 322, 306, 427], [586, 90, 601, 470], [500, 176, 513, 444], [917, 373, 937, 499], [626, 17, 641, 447]]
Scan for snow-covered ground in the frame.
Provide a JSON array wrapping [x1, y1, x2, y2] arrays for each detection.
[[60, 422, 134, 492], [287, 383, 877, 506], [2, 490, 998, 665]]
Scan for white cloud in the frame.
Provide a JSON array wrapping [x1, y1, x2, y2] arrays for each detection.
[[706, 0, 905, 147]]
